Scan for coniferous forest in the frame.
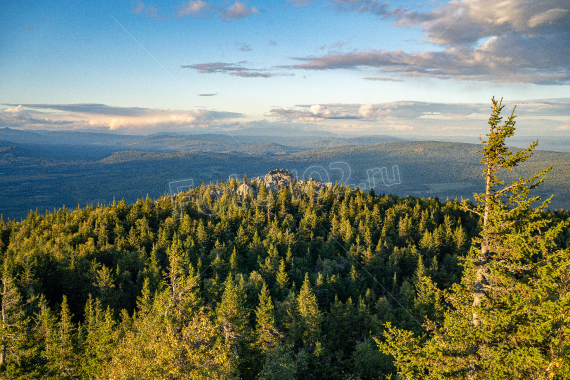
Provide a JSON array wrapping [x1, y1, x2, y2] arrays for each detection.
[[1, 100, 570, 379]]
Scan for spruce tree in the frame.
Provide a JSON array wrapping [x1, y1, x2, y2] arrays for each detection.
[[275, 258, 289, 295], [378, 97, 570, 379], [50, 296, 78, 378], [217, 274, 249, 343], [0, 264, 29, 372], [35, 295, 57, 377], [80, 295, 117, 378], [105, 256, 231, 379], [217, 274, 251, 377], [255, 283, 280, 352], [297, 273, 321, 349], [257, 343, 297, 380]]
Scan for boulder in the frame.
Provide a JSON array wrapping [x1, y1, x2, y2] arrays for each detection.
[[237, 183, 252, 197]]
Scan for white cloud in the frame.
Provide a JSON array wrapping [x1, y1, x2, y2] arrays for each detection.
[[309, 104, 328, 115], [388, 0, 570, 46], [358, 104, 375, 118], [268, 98, 570, 135], [3, 99, 569, 136], [3, 105, 23, 113], [175, 0, 213, 18], [0, 104, 242, 133], [358, 104, 389, 119], [272, 104, 360, 121], [272, 98, 570, 125], [220, 1, 259, 20]]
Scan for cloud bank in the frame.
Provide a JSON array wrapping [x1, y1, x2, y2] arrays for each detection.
[[2, 98, 569, 136], [271, 104, 361, 121], [267, 98, 570, 134], [0, 104, 242, 133], [300, 0, 570, 84]]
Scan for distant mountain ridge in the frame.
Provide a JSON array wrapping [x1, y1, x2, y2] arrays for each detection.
[[1, 129, 569, 219]]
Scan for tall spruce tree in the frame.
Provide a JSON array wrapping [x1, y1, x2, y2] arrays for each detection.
[[79, 295, 117, 378], [297, 273, 322, 349], [50, 296, 78, 378], [378, 97, 570, 379], [217, 274, 251, 377], [255, 283, 280, 352], [0, 263, 29, 373]]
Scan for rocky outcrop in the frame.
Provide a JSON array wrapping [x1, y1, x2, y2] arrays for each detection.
[[262, 169, 295, 191], [236, 183, 252, 196], [170, 169, 333, 200], [256, 168, 332, 192]]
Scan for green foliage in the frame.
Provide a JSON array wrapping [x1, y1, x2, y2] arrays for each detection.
[[379, 97, 570, 379], [296, 273, 322, 349], [255, 283, 280, 352], [257, 343, 297, 380], [0, 263, 31, 375], [0, 141, 568, 378]]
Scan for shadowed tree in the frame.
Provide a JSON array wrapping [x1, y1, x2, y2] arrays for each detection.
[[255, 282, 281, 352], [0, 263, 29, 373], [49, 296, 79, 378]]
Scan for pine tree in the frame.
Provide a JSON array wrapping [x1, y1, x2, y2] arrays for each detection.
[[0, 264, 29, 372], [80, 295, 117, 378], [296, 273, 321, 349], [230, 246, 239, 272], [257, 343, 297, 380], [217, 274, 249, 343], [379, 97, 570, 379], [255, 283, 280, 352], [35, 295, 57, 377], [50, 296, 78, 378], [275, 258, 289, 295]]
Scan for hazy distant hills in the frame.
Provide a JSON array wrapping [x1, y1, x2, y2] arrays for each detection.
[[1, 128, 569, 219], [0, 127, 403, 154], [109, 138, 303, 156], [0, 127, 133, 145], [284, 141, 570, 211]]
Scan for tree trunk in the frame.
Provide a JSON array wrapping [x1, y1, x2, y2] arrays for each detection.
[[469, 163, 493, 379], [473, 165, 492, 328], [1, 278, 6, 365]]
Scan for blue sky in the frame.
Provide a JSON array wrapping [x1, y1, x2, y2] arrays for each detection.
[[1, 0, 569, 136]]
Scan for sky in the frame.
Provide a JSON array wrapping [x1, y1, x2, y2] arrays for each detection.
[[0, 0, 569, 137]]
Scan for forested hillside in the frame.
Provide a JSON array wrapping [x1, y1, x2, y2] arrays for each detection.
[[3, 128, 570, 220], [1, 167, 569, 378]]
